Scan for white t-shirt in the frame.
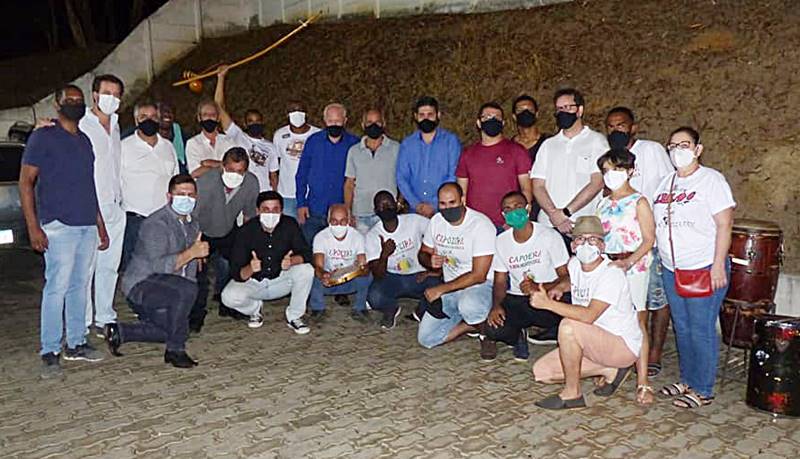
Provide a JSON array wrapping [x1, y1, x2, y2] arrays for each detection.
[[185, 131, 237, 174], [226, 122, 279, 192], [653, 167, 736, 271], [493, 223, 569, 295], [313, 226, 366, 272], [365, 214, 428, 275], [530, 126, 608, 225], [120, 133, 179, 216], [629, 139, 674, 203], [273, 124, 322, 198], [422, 208, 496, 282], [568, 257, 642, 356]]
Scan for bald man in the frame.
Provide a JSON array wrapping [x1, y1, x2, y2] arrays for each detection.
[[309, 204, 372, 322]]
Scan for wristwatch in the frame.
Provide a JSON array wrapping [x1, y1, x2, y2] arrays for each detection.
[[562, 207, 572, 218]]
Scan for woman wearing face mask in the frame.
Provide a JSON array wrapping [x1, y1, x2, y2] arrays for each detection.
[[595, 148, 655, 405], [652, 127, 735, 409]]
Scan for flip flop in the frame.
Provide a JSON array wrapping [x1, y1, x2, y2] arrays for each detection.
[[660, 382, 689, 397], [673, 391, 713, 409], [647, 363, 662, 378], [535, 394, 587, 410], [593, 366, 632, 397]]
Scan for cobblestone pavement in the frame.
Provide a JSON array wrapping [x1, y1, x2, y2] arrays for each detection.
[[1, 249, 797, 458]]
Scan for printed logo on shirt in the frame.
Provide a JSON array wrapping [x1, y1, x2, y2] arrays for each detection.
[[496, 156, 505, 165], [507, 250, 543, 271], [572, 284, 591, 305], [287, 139, 306, 159], [328, 247, 356, 269], [434, 233, 464, 248], [396, 258, 412, 273], [654, 190, 697, 206]]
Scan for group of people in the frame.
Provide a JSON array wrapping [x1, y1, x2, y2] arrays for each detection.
[[20, 69, 735, 411]]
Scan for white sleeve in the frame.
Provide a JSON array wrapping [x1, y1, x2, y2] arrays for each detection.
[[312, 231, 326, 254], [593, 267, 626, 305], [185, 138, 203, 173], [267, 143, 280, 172], [653, 143, 674, 180], [365, 230, 381, 262], [165, 142, 180, 175], [492, 238, 508, 272], [708, 172, 736, 215], [412, 214, 430, 238], [548, 228, 570, 268], [354, 232, 366, 255], [226, 122, 247, 148], [422, 218, 435, 249], [530, 144, 548, 179], [472, 219, 496, 257], [590, 133, 610, 164]]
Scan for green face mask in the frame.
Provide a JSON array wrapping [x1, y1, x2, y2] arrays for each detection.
[[504, 207, 529, 229]]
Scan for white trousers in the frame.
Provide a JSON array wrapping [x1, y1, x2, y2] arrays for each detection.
[[221, 263, 314, 321], [86, 202, 126, 328]]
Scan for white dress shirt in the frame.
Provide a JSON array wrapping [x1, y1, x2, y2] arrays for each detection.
[[121, 132, 179, 216], [79, 108, 121, 206], [185, 131, 236, 174]]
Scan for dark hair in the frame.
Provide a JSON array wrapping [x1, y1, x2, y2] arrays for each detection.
[[437, 181, 463, 199], [257, 191, 283, 209], [222, 147, 250, 167], [501, 190, 527, 205], [552, 88, 585, 107], [244, 109, 263, 121], [91, 74, 124, 96], [477, 101, 504, 119], [607, 106, 635, 123], [413, 96, 439, 113], [373, 190, 395, 207], [512, 94, 538, 112], [669, 126, 700, 144], [596, 148, 636, 171], [168, 174, 196, 193], [54, 84, 84, 105]]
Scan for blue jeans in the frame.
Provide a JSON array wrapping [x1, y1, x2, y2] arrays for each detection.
[[367, 272, 441, 317], [310, 274, 372, 312], [647, 248, 668, 310], [283, 198, 297, 218], [123, 274, 198, 352], [355, 214, 380, 235], [40, 220, 96, 355], [418, 281, 493, 349], [661, 261, 730, 398], [301, 214, 328, 245]]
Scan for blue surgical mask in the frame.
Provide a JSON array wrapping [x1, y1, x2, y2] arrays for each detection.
[[171, 195, 196, 215]]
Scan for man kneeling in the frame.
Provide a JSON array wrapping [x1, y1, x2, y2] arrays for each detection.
[[221, 191, 314, 334], [107, 174, 207, 368], [531, 216, 642, 409]]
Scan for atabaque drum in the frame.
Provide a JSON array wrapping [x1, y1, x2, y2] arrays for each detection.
[[727, 219, 782, 303], [719, 299, 775, 348], [746, 315, 800, 417]]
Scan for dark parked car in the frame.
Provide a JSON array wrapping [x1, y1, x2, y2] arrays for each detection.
[[0, 141, 29, 249]]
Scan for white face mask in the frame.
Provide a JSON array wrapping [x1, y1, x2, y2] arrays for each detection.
[[97, 94, 120, 115], [289, 111, 306, 128], [259, 212, 281, 229], [329, 225, 348, 239], [221, 171, 244, 189], [670, 147, 696, 169], [603, 170, 629, 191], [171, 195, 196, 216], [575, 243, 601, 264]]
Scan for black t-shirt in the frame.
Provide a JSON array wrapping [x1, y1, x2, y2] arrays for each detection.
[[229, 216, 312, 281]]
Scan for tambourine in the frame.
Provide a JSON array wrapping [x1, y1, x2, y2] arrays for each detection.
[[327, 264, 368, 286]]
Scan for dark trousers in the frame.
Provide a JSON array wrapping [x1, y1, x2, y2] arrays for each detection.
[[367, 272, 441, 316], [485, 293, 565, 345], [301, 214, 328, 245], [121, 274, 198, 352], [192, 231, 235, 325], [121, 212, 146, 271]]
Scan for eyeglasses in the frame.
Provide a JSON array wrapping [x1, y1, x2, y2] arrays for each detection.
[[573, 235, 603, 245], [666, 140, 694, 151], [555, 104, 579, 113]]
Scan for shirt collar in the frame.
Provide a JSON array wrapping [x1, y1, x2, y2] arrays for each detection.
[[556, 125, 588, 141]]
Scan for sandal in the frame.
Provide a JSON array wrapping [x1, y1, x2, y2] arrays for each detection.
[[673, 391, 713, 409], [647, 363, 662, 378], [593, 366, 632, 397], [660, 382, 689, 397], [636, 385, 655, 405], [535, 394, 587, 410]]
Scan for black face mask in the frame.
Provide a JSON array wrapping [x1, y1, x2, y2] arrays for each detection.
[[200, 119, 219, 133], [245, 123, 265, 138], [516, 110, 536, 127], [417, 119, 438, 134], [138, 119, 159, 136], [364, 123, 384, 140], [60, 103, 86, 122], [555, 111, 578, 130], [480, 118, 503, 137], [376, 207, 398, 223], [607, 130, 631, 149], [440, 206, 464, 223], [326, 125, 344, 138]]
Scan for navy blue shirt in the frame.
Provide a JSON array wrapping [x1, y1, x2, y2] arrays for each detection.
[[21, 123, 99, 226], [294, 130, 360, 216]]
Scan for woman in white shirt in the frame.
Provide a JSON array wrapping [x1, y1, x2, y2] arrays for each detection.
[[652, 127, 735, 409]]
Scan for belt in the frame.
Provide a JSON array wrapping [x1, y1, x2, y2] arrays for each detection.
[[607, 252, 633, 261]]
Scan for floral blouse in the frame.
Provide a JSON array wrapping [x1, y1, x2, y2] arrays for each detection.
[[597, 192, 651, 274]]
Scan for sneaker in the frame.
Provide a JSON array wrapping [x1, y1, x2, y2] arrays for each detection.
[[513, 329, 530, 361], [405, 311, 422, 323], [466, 332, 480, 339], [334, 294, 351, 306], [40, 353, 64, 379], [287, 318, 310, 335], [309, 310, 326, 322], [248, 313, 264, 329], [528, 326, 558, 345], [479, 335, 497, 361], [64, 343, 105, 362], [88, 325, 105, 339], [351, 310, 370, 323], [381, 308, 402, 330]]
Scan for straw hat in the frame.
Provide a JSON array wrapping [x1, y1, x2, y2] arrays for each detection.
[[571, 216, 606, 236]]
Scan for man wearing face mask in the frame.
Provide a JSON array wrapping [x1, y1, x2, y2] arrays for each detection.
[[79, 74, 126, 338], [273, 101, 321, 218], [344, 108, 400, 234], [192, 147, 259, 331], [396, 96, 462, 219], [511, 94, 549, 221], [309, 204, 371, 322], [185, 100, 236, 176], [530, 88, 607, 246], [214, 65, 279, 193], [482, 192, 570, 362], [222, 191, 314, 333], [366, 191, 440, 330], [120, 102, 179, 270], [295, 103, 360, 243], [417, 183, 496, 350], [20, 85, 110, 378], [531, 216, 642, 410], [107, 174, 206, 368], [156, 101, 189, 174], [456, 102, 532, 231]]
